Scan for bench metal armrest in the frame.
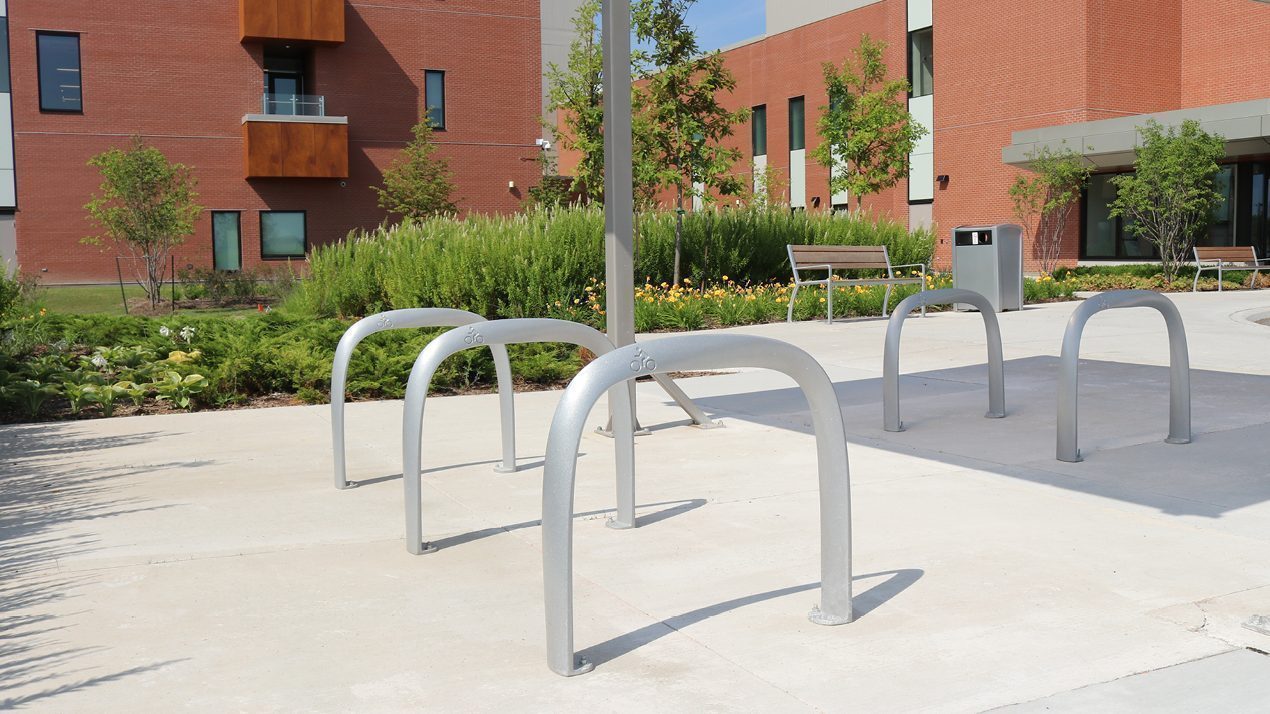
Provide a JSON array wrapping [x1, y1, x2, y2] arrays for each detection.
[[792, 264, 834, 285]]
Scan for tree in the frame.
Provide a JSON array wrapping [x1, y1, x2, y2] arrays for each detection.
[[632, 0, 748, 284], [84, 137, 202, 309], [812, 35, 926, 211], [525, 151, 574, 210], [742, 164, 787, 210], [544, 0, 605, 200], [374, 120, 457, 220], [1009, 145, 1091, 274], [1109, 120, 1226, 283]]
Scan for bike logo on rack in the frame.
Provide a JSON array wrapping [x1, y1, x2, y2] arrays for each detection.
[[463, 326, 484, 345], [629, 348, 657, 373], [376, 315, 394, 329]]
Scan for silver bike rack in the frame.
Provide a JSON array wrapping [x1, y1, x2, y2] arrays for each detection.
[[883, 288, 1005, 432], [1057, 290, 1191, 462], [402, 319, 636, 555], [541, 334, 854, 676], [331, 308, 515, 490]]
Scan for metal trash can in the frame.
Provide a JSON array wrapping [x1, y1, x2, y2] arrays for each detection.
[[952, 224, 1023, 312]]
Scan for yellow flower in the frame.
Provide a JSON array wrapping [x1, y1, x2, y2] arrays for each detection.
[[819, 297, 827, 303], [683, 277, 692, 285], [721, 275, 729, 281]]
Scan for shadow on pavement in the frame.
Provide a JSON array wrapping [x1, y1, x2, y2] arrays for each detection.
[[580, 568, 924, 668], [675, 356, 1270, 518], [0, 423, 195, 710], [424, 498, 708, 551]]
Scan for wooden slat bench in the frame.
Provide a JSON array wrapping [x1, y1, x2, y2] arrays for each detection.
[[1192, 246, 1268, 292], [786, 244, 927, 324]]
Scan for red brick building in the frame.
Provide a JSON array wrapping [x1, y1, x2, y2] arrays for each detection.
[[590, 0, 1270, 272], [3, 0, 580, 283]]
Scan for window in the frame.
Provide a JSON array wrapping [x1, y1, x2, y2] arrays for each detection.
[[0, 19, 11, 94], [1082, 172, 1154, 259], [212, 212, 242, 272], [260, 211, 306, 259], [1083, 167, 1245, 259], [1210, 165, 1235, 246], [1083, 174, 1119, 258], [37, 32, 81, 112], [909, 28, 933, 98], [788, 97, 805, 151], [751, 105, 767, 156], [425, 70, 446, 129]]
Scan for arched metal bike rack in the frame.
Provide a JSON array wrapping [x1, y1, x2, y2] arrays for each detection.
[[331, 308, 515, 490], [540, 334, 854, 676], [402, 319, 636, 555], [1057, 290, 1191, 462], [884, 288, 1005, 432]]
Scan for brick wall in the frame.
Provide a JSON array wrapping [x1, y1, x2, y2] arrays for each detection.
[[1179, 0, 1270, 108], [9, 0, 544, 283]]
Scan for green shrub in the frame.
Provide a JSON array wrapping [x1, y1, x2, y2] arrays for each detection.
[[287, 206, 936, 319], [176, 265, 297, 305], [0, 311, 597, 421], [1049, 263, 1256, 292], [0, 271, 22, 321]]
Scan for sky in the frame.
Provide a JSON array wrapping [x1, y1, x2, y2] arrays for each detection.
[[630, 0, 766, 54], [685, 0, 765, 51]]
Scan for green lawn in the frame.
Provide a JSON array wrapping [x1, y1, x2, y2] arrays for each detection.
[[37, 284, 147, 315]]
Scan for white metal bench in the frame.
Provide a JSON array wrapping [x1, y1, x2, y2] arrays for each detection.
[[787, 244, 926, 324], [1192, 246, 1268, 292]]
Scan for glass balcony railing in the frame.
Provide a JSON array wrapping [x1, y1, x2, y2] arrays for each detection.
[[262, 93, 326, 117]]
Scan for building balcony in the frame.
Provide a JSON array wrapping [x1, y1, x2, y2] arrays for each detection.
[[239, 0, 345, 44], [242, 110, 348, 179], [262, 92, 326, 117]]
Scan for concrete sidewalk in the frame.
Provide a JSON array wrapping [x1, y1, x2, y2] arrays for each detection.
[[3, 291, 1269, 711]]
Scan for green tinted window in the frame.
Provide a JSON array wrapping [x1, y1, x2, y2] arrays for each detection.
[[909, 28, 933, 97], [260, 211, 306, 259], [425, 70, 445, 129], [751, 105, 767, 156], [212, 212, 242, 271], [788, 97, 805, 151]]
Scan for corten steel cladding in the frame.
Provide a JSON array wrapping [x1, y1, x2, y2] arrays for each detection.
[[540, 334, 854, 676], [401, 319, 636, 556], [884, 288, 1006, 432], [1056, 290, 1191, 462], [331, 309, 516, 490]]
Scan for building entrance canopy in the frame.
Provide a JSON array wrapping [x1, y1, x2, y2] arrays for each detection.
[[1002, 99, 1270, 170]]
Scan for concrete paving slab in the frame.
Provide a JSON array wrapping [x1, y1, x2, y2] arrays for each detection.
[[997, 649, 1270, 713], [3, 291, 1270, 711]]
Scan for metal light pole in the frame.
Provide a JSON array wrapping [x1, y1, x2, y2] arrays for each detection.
[[601, 0, 635, 351], [598, 0, 718, 430]]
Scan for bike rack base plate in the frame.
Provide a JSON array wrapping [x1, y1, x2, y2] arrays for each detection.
[[808, 606, 854, 626]]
